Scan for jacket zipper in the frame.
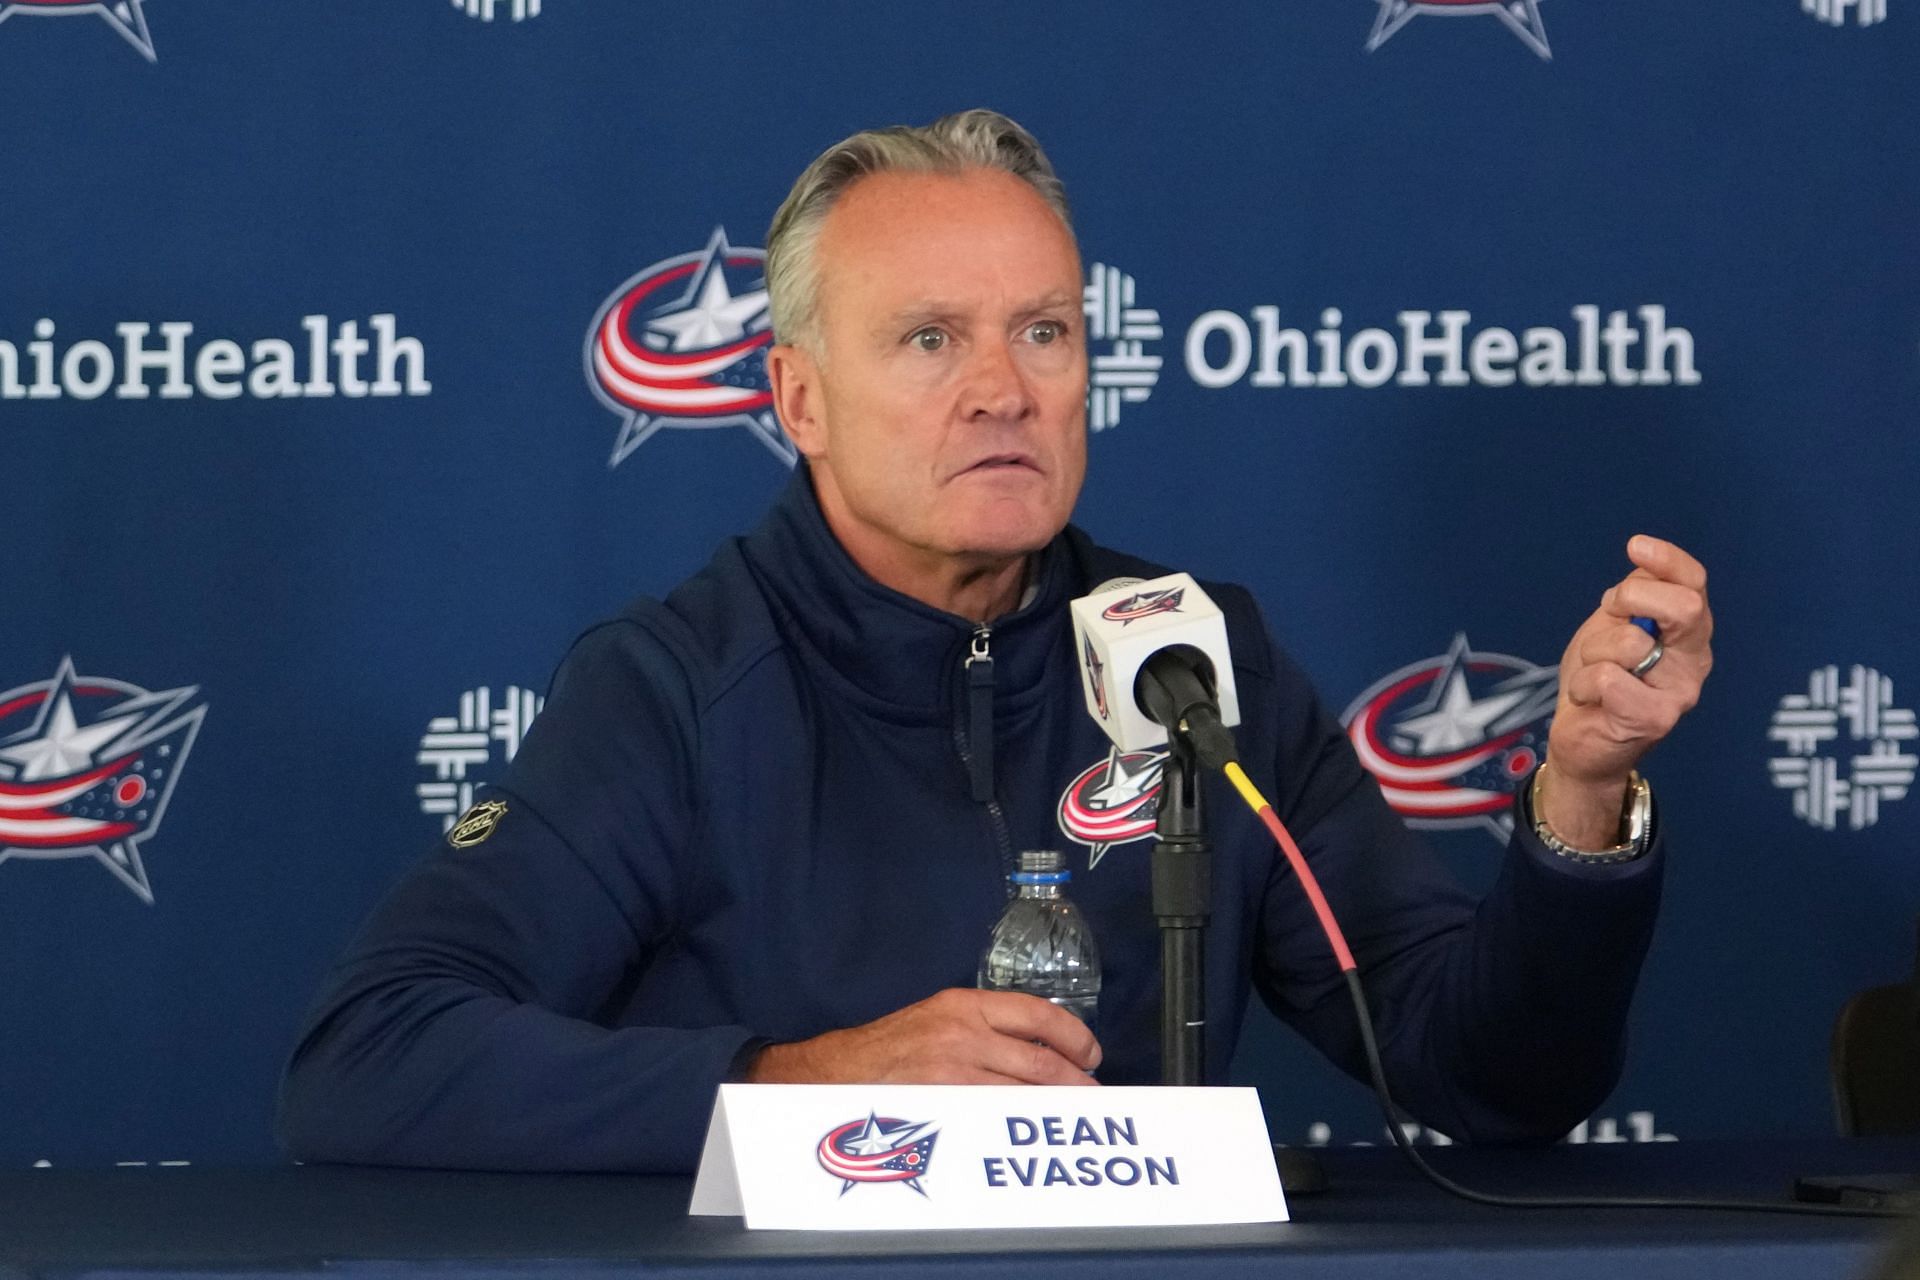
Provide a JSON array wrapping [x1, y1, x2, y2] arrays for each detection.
[[956, 623, 1016, 889]]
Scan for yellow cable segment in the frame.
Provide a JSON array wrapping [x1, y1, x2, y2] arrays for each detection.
[[1223, 760, 1271, 814]]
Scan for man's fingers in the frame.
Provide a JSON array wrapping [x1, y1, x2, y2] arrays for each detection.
[[960, 1066, 1097, 1087], [1578, 621, 1662, 674], [975, 1034, 1102, 1085], [1601, 577, 1711, 644], [1625, 534, 1708, 592], [973, 990, 1103, 1071], [1563, 658, 1685, 734]]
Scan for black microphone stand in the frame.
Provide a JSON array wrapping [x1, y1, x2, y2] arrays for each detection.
[[1152, 734, 1208, 1087], [1153, 727, 1328, 1195]]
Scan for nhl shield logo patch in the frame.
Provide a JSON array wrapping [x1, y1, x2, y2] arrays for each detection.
[[448, 798, 508, 848]]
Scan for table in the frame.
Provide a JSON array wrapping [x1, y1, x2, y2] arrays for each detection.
[[3, 1140, 1915, 1280]]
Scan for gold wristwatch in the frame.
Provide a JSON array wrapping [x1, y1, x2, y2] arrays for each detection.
[[1528, 764, 1653, 864]]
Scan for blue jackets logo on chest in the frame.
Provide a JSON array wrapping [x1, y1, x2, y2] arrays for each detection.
[[1057, 746, 1169, 869]]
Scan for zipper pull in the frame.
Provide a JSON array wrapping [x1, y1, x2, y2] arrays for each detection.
[[966, 625, 995, 803]]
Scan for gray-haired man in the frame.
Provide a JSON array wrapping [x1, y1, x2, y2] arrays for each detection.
[[281, 111, 1710, 1171]]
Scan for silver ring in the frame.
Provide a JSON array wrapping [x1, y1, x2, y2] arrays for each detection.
[[1630, 636, 1665, 680]]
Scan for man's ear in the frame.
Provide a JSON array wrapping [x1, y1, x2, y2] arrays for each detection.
[[767, 342, 827, 460]]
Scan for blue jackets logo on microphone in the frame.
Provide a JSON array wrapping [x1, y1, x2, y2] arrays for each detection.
[[585, 228, 792, 468], [1083, 636, 1111, 722], [0, 0, 156, 62], [1100, 587, 1185, 625]]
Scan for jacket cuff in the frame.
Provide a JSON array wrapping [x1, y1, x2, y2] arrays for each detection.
[[724, 1035, 775, 1083]]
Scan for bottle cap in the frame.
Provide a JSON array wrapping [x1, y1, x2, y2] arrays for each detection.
[[1013, 849, 1069, 884]]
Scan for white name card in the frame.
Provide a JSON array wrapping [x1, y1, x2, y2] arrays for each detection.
[[689, 1083, 1287, 1230]]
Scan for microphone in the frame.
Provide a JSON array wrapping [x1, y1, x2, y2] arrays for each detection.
[[1069, 572, 1242, 769]]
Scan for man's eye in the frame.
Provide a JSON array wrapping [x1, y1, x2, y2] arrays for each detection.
[[1029, 320, 1065, 344], [911, 328, 947, 352]]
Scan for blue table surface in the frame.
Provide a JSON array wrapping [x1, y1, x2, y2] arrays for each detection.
[[2, 1138, 1916, 1280]]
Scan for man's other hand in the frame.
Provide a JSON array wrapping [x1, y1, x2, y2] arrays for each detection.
[[1542, 534, 1713, 846], [744, 988, 1102, 1086]]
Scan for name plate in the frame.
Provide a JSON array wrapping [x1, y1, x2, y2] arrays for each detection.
[[688, 1083, 1287, 1230]]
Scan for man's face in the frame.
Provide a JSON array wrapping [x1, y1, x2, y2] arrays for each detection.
[[769, 168, 1088, 580]]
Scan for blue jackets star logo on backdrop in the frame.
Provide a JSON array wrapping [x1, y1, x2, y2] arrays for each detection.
[[584, 227, 794, 468], [1341, 633, 1557, 840], [0, 657, 206, 904], [0, 0, 156, 62], [1366, 0, 1551, 62]]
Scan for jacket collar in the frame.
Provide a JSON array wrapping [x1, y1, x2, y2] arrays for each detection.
[[738, 462, 1076, 721]]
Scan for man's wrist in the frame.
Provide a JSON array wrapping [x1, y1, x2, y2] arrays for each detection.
[[1529, 760, 1652, 863], [1535, 760, 1629, 850]]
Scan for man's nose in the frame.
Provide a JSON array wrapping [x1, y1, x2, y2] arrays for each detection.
[[963, 338, 1034, 421]]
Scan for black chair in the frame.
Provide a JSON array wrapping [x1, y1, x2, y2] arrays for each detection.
[[1832, 922, 1920, 1137]]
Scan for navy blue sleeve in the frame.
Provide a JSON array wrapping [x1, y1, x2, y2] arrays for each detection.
[[1244, 623, 1664, 1145], [277, 618, 751, 1172]]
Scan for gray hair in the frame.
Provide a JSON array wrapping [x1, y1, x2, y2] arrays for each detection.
[[764, 109, 1074, 351]]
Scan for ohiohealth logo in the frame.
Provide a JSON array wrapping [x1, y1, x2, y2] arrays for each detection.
[[0, 0, 155, 62], [1367, 0, 1552, 60], [415, 685, 543, 832], [0, 315, 431, 402], [818, 1113, 939, 1197], [1083, 263, 1162, 432], [1342, 634, 1558, 840], [450, 0, 539, 20], [1184, 304, 1699, 390], [1802, 0, 1887, 26], [586, 228, 792, 468], [1768, 665, 1917, 831], [0, 658, 205, 904]]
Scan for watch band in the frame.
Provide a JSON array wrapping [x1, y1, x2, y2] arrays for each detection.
[[1529, 765, 1652, 864]]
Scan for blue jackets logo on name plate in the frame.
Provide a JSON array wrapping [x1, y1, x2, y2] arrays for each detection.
[[0, 0, 156, 62], [585, 228, 793, 468], [1366, 0, 1552, 61], [0, 657, 206, 903], [818, 1113, 939, 1197], [1341, 633, 1556, 840]]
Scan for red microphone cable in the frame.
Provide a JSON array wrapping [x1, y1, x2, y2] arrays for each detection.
[[1219, 760, 1896, 1219]]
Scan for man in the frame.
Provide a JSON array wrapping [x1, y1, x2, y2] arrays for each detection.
[[278, 110, 1712, 1172]]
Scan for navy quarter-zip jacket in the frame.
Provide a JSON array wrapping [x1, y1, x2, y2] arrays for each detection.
[[279, 466, 1663, 1171]]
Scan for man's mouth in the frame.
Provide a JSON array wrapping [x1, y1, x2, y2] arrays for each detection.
[[960, 452, 1039, 476]]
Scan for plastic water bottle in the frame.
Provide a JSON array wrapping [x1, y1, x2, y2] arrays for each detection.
[[978, 849, 1102, 1030]]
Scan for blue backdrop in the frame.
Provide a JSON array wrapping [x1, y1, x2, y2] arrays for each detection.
[[2, 0, 1916, 1166]]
